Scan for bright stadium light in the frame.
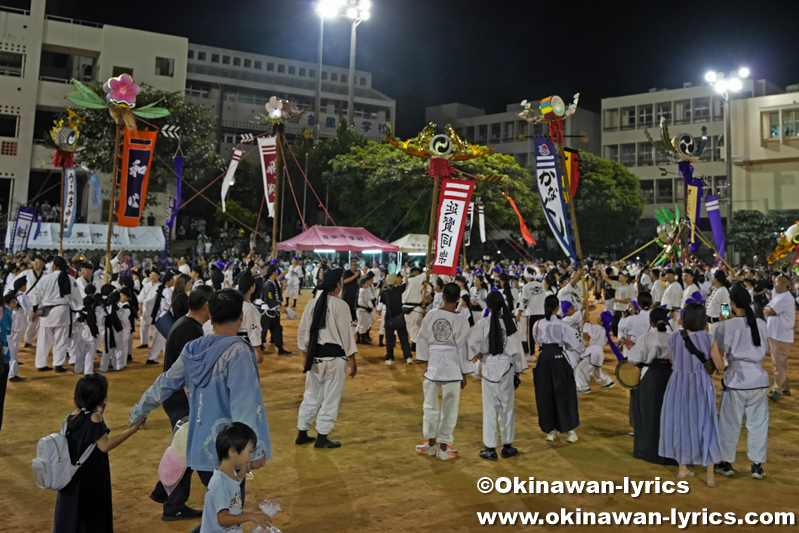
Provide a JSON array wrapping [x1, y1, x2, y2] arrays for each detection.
[[704, 71, 717, 83], [738, 67, 750, 78], [346, 6, 358, 18], [728, 77, 743, 92], [714, 79, 728, 94], [316, 0, 340, 18]]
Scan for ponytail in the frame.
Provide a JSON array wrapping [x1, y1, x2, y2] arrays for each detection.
[[544, 294, 559, 321], [730, 282, 761, 347], [486, 292, 516, 355], [649, 307, 669, 333]]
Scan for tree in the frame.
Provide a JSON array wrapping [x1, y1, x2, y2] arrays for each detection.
[[63, 82, 224, 202], [729, 209, 799, 263], [573, 151, 645, 255]]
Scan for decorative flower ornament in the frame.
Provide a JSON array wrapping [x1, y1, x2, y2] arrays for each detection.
[[103, 73, 140, 108], [265, 96, 284, 119]]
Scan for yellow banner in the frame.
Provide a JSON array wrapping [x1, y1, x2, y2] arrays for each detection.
[[686, 185, 699, 244]]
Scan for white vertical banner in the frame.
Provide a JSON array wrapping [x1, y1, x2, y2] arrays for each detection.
[[63, 168, 77, 238], [432, 178, 475, 276], [258, 136, 278, 217], [478, 203, 486, 243], [221, 149, 243, 213]]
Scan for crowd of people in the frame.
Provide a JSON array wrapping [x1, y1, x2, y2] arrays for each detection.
[[0, 247, 796, 531]]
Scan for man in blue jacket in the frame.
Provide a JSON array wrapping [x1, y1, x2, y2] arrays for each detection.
[[129, 289, 271, 520]]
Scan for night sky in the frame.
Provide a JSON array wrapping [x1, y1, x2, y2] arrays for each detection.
[[13, 0, 799, 137]]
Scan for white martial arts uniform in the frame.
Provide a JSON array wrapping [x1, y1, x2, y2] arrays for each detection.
[[138, 279, 155, 346], [618, 310, 651, 358], [296, 292, 358, 435], [147, 284, 173, 361], [72, 306, 99, 375], [713, 317, 770, 466], [651, 278, 666, 305], [356, 285, 376, 335], [661, 281, 683, 314], [99, 301, 130, 372], [239, 300, 263, 348], [19, 268, 45, 345], [285, 264, 303, 300], [402, 273, 427, 344], [469, 286, 488, 325], [33, 271, 82, 369], [706, 285, 731, 334], [416, 308, 473, 445], [626, 327, 671, 380], [681, 283, 700, 307], [574, 323, 614, 390], [468, 316, 528, 448], [562, 310, 584, 368], [7, 307, 24, 378]]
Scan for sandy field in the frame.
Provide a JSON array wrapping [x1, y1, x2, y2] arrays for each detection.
[[1, 291, 798, 532]]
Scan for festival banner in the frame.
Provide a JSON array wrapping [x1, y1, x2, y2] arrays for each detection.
[[11, 206, 36, 253], [478, 203, 486, 243], [221, 149, 242, 212], [62, 167, 77, 238], [504, 193, 536, 244], [705, 194, 725, 259], [463, 202, 474, 246], [563, 147, 581, 199], [432, 178, 475, 276], [167, 156, 183, 228], [257, 137, 278, 217], [686, 184, 701, 247], [90, 172, 102, 208], [533, 137, 576, 263], [117, 129, 157, 227]]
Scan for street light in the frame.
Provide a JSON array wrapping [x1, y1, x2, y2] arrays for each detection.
[[705, 67, 749, 256]]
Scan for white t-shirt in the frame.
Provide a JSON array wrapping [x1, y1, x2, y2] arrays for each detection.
[[766, 291, 796, 343]]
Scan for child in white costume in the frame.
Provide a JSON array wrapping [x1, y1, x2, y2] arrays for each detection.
[[469, 292, 528, 460], [575, 317, 616, 393], [415, 283, 473, 461]]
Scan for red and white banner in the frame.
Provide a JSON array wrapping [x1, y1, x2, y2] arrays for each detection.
[[117, 129, 157, 227], [432, 178, 475, 276], [258, 136, 277, 217]]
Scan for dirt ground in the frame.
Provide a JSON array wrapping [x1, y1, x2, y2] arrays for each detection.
[[1, 292, 798, 532]]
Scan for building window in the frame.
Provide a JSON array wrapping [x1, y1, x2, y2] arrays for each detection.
[[277, 64, 285, 73], [784, 110, 799, 137], [360, 76, 367, 86], [764, 112, 779, 139], [155, 57, 174, 77], [321, 71, 328, 80], [185, 80, 211, 98], [603, 108, 619, 131], [267, 62, 274, 71], [299, 67, 306, 76], [503, 121, 514, 141], [288, 65, 295, 75], [0, 114, 19, 137], [309, 69, 316, 78], [637, 104, 653, 128], [712, 135, 722, 160], [656, 102, 671, 123], [637, 142, 653, 166], [254, 60, 262, 69], [233, 57, 241, 67], [640, 180, 654, 204], [0, 52, 23, 77], [604, 145, 619, 162], [712, 96, 724, 121], [693, 97, 710, 122], [221, 132, 236, 144], [112, 66, 134, 77], [197, 51, 206, 61], [341, 74, 347, 83], [478, 125, 487, 142], [211, 54, 219, 63], [620, 106, 636, 130], [187, 50, 194, 60], [655, 141, 670, 164], [532, 123, 545, 136], [385, 109, 391, 121], [620, 143, 636, 166], [244, 59, 252, 68], [222, 55, 230, 65], [674, 99, 691, 124], [657, 179, 674, 203], [330, 72, 338, 81]]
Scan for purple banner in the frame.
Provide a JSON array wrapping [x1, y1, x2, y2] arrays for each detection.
[[705, 195, 726, 260]]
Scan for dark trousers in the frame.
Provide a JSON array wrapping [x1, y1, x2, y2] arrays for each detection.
[[385, 326, 412, 361], [526, 314, 546, 355], [261, 313, 284, 347], [612, 311, 623, 337], [190, 470, 246, 533], [0, 361, 8, 433]]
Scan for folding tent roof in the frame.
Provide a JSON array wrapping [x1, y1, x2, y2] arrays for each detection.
[[390, 233, 429, 253], [277, 225, 399, 252]]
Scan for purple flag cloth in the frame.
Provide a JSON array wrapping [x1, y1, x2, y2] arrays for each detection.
[[705, 194, 725, 260]]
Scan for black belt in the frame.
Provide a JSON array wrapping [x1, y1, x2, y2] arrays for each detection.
[[314, 343, 347, 359], [707, 316, 721, 324], [540, 343, 564, 357], [357, 305, 374, 311]]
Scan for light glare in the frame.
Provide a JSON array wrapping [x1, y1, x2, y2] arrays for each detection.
[[346, 6, 358, 18], [359, 0, 371, 9], [738, 67, 750, 78], [316, 0, 340, 17], [704, 71, 717, 83], [728, 78, 743, 92], [714, 80, 728, 94], [359, 9, 370, 20]]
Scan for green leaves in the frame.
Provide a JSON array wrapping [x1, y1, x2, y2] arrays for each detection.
[[66, 79, 108, 109], [131, 107, 170, 119], [729, 209, 799, 262]]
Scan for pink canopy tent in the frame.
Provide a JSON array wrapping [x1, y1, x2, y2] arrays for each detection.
[[276, 225, 399, 252]]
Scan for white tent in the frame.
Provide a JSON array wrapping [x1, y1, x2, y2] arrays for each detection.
[[5, 223, 166, 251], [390, 233, 429, 253]]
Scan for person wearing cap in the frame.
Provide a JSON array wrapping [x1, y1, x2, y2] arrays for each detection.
[[138, 269, 161, 349], [260, 264, 291, 356], [236, 272, 263, 363], [600, 268, 633, 337], [75, 262, 95, 299], [7, 277, 28, 382], [146, 271, 176, 364], [380, 273, 413, 364], [284, 257, 303, 308], [355, 273, 376, 345], [32, 256, 82, 372], [296, 267, 358, 449], [402, 263, 428, 352], [18, 254, 47, 347]]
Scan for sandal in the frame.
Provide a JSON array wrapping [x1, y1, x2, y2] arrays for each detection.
[[676, 470, 696, 479]]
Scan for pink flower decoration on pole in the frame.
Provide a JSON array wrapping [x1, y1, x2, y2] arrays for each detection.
[[103, 73, 140, 108]]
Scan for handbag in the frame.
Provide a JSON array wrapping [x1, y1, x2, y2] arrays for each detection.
[[680, 330, 717, 375], [155, 297, 177, 338]]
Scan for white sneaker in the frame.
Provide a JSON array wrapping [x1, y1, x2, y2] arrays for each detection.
[[436, 444, 459, 460], [415, 439, 437, 456], [566, 431, 578, 443], [406, 358, 413, 365], [545, 430, 557, 441], [385, 360, 393, 366]]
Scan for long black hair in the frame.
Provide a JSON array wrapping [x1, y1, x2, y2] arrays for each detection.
[[730, 282, 761, 347], [544, 294, 559, 321], [486, 291, 516, 355], [53, 256, 71, 297], [499, 273, 514, 310], [68, 373, 108, 432]]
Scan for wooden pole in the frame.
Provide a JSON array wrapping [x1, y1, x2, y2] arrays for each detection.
[[619, 236, 661, 262], [558, 142, 587, 315], [271, 128, 283, 259], [105, 123, 122, 284], [422, 176, 440, 314], [59, 166, 65, 255]]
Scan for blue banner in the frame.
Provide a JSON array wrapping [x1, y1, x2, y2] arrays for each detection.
[[533, 137, 576, 263], [90, 172, 102, 208]]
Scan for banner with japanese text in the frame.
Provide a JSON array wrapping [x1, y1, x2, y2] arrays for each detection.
[[11, 206, 36, 253], [533, 137, 576, 263], [432, 178, 475, 276], [258, 136, 277, 217], [117, 129, 157, 227], [62, 167, 77, 238], [463, 201, 474, 246]]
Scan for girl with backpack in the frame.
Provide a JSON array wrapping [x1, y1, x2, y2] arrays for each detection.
[[53, 374, 144, 532]]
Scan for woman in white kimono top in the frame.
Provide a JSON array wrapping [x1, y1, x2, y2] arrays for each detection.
[[617, 292, 654, 358], [415, 283, 473, 461], [712, 285, 770, 480], [532, 295, 583, 443], [468, 292, 528, 461]]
